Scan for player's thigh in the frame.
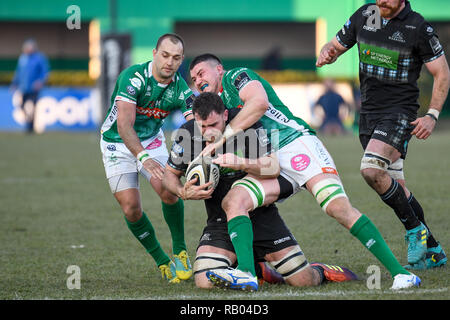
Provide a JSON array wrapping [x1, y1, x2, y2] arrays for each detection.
[[223, 175, 281, 213], [364, 138, 401, 165], [101, 139, 140, 185], [194, 245, 236, 289], [360, 113, 414, 167]]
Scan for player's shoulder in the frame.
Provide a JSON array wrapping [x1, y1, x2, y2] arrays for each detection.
[[407, 8, 430, 29], [117, 62, 149, 85], [223, 67, 258, 91], [120, 61, 148, 76], [225, 67, 255, 79], [347, 3, 374, 23], [178, 118, 196, 134]]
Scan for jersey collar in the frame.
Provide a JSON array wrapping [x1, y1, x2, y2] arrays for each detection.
[[148, 61, 175, 87], [395, 0, 411, 21]]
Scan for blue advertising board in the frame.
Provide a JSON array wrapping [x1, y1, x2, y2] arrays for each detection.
[[0, 86, 102, 132]]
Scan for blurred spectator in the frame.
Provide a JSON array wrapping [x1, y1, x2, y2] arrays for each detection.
[[262, 46, 282, 70], [314, 78, 347, 135], [11, 38, 49, 133]]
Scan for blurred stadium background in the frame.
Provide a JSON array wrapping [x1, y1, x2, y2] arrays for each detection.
[[0, 0, 449, 133]]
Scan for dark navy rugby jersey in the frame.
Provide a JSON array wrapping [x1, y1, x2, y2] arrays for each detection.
[[336, 1, 444, 117]]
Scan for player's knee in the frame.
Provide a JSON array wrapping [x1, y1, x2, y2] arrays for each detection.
[[361, 167, 385, 185], [284, 266, 319, 287], [226, 177, 266, 212], [325, 197, 360, 229], [159, 189, 179, 205], [268, 246, 309, 283], [222, 191, 250, 218], [122, 204, 142, 222], [117, 197, 142, 222], [360, 152, 391, 185], [194, 273, 213, 289], [311, 178, 347, 212], [193, 252, 232, 289]]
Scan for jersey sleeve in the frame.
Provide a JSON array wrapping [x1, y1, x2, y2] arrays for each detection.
[[416, 21, 444, 63], [176, 77, 195, 119], [224, 68, 260, 93], [114, 67, 144, 105], [336, 5, 366, 49]]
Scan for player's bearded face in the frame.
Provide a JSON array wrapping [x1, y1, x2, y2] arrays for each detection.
[[153, 39, 184, 81], [190, 62, 222, 94], [376, 0, 403, 18], [194, 111, 227, 143]]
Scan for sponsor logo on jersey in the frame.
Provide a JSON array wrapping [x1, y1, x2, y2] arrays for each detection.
[[429, 36, 442, 55], [145, 138, 162, 150], [107, 144, 116, 151], [136, 106, 170, 119], [322, 167, 338, 175], [233, 72, 251, 91], [374, 129, 387, 136], [363, 24, 378, 32], [274, 236, 291, 245]]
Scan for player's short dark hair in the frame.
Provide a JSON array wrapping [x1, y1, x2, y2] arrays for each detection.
[[155, 33, 185, 53], [192, 92, 226, 120], [189, 53, 222, 70]]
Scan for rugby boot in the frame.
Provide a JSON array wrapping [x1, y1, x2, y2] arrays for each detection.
[[391, 273, 421, 290], [256, 261, 284, 286], [173, 250, 193, 280], [426, 243, 447, 269], [310, 262, 358, 282], [206, 267, 258, 292], [159, 261, 180, 283], [405, 223, 428, 264]]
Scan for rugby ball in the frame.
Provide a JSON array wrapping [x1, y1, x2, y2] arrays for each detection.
[[185, 155, 220, 190]]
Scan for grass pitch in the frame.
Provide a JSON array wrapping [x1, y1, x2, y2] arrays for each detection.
[[0, 126, 448, 301]]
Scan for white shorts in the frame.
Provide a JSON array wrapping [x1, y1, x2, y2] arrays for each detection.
[[100, 129, 169, 180], [277, 135, 338, 197]]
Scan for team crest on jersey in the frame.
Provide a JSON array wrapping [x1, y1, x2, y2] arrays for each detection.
[[127, 85, 136, 96]]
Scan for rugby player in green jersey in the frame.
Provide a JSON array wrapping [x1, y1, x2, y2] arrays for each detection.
[[188, 53, 420, 290], [100, 34, 195, 283]]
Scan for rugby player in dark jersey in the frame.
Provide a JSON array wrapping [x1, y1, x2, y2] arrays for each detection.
[[163, 92, 357, 291], [317, 0, 449, 269]]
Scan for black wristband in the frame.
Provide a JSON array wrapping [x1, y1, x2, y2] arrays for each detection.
[[425, 113, 438, 122]]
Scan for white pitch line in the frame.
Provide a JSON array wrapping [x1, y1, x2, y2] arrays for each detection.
[[147, 287, 449, 300]]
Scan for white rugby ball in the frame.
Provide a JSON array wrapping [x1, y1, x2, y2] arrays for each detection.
[[186, 155, 220, 190]]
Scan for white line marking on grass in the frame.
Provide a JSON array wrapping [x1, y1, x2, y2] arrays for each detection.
[[148, 287, 448, 300]]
